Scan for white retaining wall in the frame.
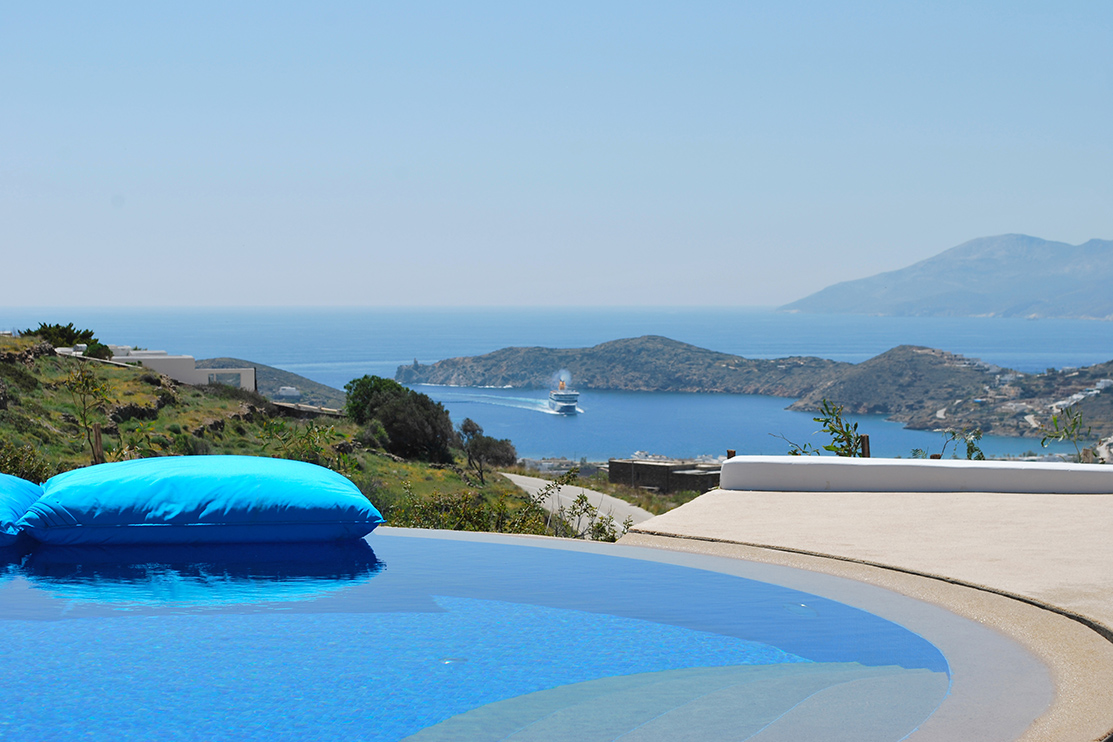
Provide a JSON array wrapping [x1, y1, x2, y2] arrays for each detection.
[[720, 455, 1113, 494]]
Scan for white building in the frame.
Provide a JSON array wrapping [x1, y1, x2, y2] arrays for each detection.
[[57, 345, 256, 391]]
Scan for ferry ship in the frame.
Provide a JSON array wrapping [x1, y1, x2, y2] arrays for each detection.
[[548, 379, 580, 414]]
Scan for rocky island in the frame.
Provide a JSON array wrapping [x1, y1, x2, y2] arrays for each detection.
[[396, 336, 1113, 438]]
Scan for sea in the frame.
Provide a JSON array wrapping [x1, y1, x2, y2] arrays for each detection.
[[5, 307, 1112, 461]]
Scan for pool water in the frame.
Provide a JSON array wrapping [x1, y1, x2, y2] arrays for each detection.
[[0, 531, 950, 741]]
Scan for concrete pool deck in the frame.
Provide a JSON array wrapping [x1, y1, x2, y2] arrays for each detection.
[[620, 489, 1113, 742]]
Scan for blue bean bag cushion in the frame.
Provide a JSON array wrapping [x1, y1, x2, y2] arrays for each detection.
[[0, 472, 43, 547], [18, 456, 385, 546]]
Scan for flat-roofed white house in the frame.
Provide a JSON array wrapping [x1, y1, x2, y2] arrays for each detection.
[[57, 345, 256, 391]]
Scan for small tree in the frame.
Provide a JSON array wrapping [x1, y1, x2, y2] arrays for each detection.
[[912, 428, 986, 460], [63, 362, 111, 464], [1040, 406, 1095, 462], [459, 418, 517, 485], [773, 399, 863, 457], [814, 399, 862, 456]]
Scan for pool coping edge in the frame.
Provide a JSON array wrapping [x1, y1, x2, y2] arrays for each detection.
[[619, 530, 1113, 742]]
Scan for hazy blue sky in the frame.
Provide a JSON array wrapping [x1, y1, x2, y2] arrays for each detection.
[[3, 2, 1110, 306]]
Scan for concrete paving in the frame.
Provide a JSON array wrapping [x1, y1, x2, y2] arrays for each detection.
[[500, 473, 654, 532], [627, 489, 1113, 630], [622, 488, 1113, 742]]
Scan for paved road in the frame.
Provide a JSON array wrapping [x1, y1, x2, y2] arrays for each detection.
[[500, 473, 654, 533]]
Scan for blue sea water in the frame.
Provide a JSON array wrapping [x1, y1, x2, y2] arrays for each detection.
[[4, 307, 1109, 459]]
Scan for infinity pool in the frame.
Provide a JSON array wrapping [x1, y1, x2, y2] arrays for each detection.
[[0, 529, 1026, 741]]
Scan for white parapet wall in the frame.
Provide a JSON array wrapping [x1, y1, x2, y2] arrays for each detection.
[[720, 455, 1113, 494]]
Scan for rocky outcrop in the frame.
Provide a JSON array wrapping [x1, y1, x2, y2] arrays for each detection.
[[108, 388, 177, 423], [0, 341, 55, 366]]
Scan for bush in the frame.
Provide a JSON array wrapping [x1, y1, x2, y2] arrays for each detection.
[[344, 376, 408, 425], [345, 375, 456, 463], [0, 362, 40, 393], [172, 434, 211, 456], [256, 418, 351, 473], [83, 341, 114, 360], [356, 419, 390, 450], [21, 322, 96, 347], [0, 439, 55, 483], [198, 383, 273, 408], [385, 481, 549, 535], [375, 393, 456, 463]]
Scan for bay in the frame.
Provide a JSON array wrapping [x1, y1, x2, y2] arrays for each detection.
[[3, 307, 1106, 460]]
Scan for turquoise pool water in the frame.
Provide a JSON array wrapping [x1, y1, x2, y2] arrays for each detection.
[[0, 532, 950, 741]]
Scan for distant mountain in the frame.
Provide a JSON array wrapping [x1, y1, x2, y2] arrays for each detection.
[[396, 335, 850, 397], [780, 234, 1113, 319]]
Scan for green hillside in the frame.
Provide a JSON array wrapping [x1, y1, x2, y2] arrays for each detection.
[[0, 333, 641, 539], [0, 335, 518, 508], [196, 357, 347, 408]]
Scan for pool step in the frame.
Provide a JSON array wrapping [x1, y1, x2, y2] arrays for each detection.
[[404, 662, 948, 742]]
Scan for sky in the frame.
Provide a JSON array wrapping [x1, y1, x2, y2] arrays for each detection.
[[2, 1, 1111, 307]]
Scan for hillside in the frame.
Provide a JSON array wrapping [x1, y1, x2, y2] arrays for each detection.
[[780, 234, 1113, 319], [396, 336, 850, 397], [788, 346, 1009, 432], [791, 347, 1113, 438], [196, 357, 347, 408], [397, 336, 1113, 439], [0, 336, 521, 508]]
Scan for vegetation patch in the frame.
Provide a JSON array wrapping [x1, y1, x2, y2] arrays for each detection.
[[0, 333, 610, 539]]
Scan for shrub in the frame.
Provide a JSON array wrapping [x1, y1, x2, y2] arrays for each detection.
[[385, 480, 550, 535], [774, 398, 864, 457], [0, 439, 55, 483], [83, 341, 114, 360], [0, 362, 39, 393], [171, 434, 211, 456], [198, 383, 272, 408], [345, 375, 456, 463], [257, 419, 352, 474], [344, 376, 408, 425], [20, 322, 96, 347]]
